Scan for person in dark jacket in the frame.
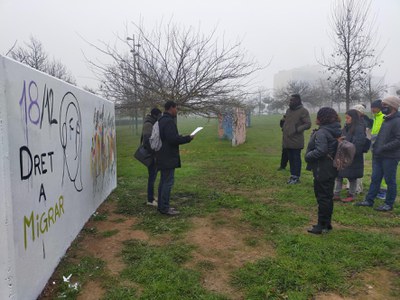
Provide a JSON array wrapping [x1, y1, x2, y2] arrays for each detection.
[[282, 94, 311, 184], [305, 107, 341, 234], [351, 103, 372, 195], [333, 109, 366, 202], [356, 96, 400, 211], [141, 108, 162, 206], [278, 115, 289, 170], [156, 101, 193, 215]]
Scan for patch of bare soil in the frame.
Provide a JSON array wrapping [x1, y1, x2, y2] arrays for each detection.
[[77, 281, 105, 300], [184, 209, 276, 299], [38, 201, 149, 299], [81, 202, 149, 275], [316, 269, 397, 300]]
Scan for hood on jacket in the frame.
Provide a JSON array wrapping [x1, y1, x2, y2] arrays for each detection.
[[384, 111, 400, 121], [320, 121, 342, 138], [144, 114, 158, 125]]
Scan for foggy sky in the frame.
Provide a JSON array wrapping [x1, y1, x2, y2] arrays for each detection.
[[1, 0, 399, 91]]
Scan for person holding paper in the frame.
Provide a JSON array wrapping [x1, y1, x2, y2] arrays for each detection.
[[156, 101, 194, 216]]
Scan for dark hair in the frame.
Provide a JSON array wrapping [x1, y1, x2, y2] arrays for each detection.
[[371, 99, 382, 109], [345, 109, 361, 134], [290, 94, 301, 102], [164, 101, 177, 111], [317, 107, 340, 125], [150, 108, 162, 117]]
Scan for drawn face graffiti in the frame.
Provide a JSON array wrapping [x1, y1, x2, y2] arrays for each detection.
[[59, 92, 83, 192]]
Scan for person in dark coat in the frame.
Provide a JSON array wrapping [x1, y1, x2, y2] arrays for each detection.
[[356, 96, 400, 211], [141, 108, 162, 206], [156, 101, 193, 215], [282, 94, 311, 184], [351, 103, 372, 194], [305, 107, 342, 234], [278, 115, 289, 170], [333, 109, 366, 202]]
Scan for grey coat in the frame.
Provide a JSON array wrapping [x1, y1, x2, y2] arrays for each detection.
[[282, 105, 311, 149], [141, 114, 158, 150]]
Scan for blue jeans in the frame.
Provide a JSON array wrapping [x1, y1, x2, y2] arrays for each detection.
[[287, 149, 302, 177], [158, 168, 175, 213], [365, 158, 399, 207], [147, 159, 158, 202]]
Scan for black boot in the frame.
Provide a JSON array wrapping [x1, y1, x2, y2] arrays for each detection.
[[307, 224, 329, 234]]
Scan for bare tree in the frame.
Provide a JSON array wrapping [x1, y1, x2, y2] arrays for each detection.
[[8, 36, 76, 85], [10, 36, 48, 71], [271, 80, 313, 111], [319, 0, 382, 111], [86, 21, 261, 118], [360, 72, 386, 105]]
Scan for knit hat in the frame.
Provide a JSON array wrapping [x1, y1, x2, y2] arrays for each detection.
[[382, 96, 400, 110], [351, 104, 366, 114], [371, 100, 382, 109]]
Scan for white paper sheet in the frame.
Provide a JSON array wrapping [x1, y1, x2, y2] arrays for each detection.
[[190, 127, 203, 136]]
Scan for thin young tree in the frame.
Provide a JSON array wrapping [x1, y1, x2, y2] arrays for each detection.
[[319, 0, 382, 111]]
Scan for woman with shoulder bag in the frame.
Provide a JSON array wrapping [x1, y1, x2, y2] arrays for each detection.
[[305, 107, 342, 234], [141, 108, 162, 206], [333, 109, 367, 203]]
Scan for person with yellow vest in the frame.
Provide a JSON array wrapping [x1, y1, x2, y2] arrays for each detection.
[[370, 100, 387, 199]]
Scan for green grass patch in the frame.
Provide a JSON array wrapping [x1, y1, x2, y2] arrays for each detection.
[[100, 229, 120, 238], [120, 239, 227, 299]]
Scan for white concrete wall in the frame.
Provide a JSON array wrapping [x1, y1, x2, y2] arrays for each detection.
[[0, 55, 117, 300]]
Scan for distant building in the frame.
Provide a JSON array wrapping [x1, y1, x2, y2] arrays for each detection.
[[273, 65, 326, 90]]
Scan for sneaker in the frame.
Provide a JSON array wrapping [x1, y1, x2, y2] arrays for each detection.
[[333, 194, 341, 201], [146, 201, 158, 207], [376, 192, 386, 200], [307, 224, 329, 235], [159, 208, 180, 216], [375, 204, 392, 212], [287, 176, 300, 184], [341, 194, 355, 203], [354, 200, 373, 207]]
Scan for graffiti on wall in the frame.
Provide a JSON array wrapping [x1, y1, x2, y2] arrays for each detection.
[[59, 92, 83, 192], [16, 80, 85, 251], [90, 104, 116, 192]]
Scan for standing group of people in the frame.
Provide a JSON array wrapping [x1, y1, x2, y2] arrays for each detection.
[[280, 94, 400, 234], [140, 101, 194, 216], [138, 95, 400, 231]]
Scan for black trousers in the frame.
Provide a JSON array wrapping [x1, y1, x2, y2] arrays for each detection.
[[280, 148, 289, 169], [313, 178, 335, 227]]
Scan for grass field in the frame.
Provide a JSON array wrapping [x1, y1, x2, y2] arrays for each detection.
[[41, 114, 400, 299]]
